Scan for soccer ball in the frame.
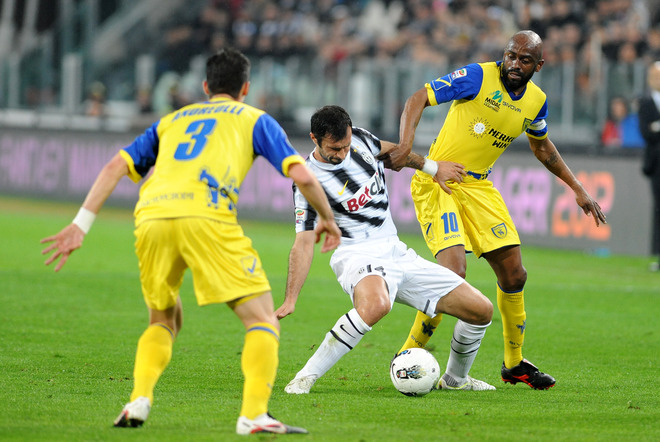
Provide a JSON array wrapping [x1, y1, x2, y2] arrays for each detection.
[[389, 348, 440, 397]]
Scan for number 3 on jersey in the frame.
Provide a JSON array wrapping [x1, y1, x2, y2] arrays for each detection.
[[174, 119, 217, 160]]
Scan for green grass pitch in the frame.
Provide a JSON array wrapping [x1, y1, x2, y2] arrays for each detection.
[[1, 196, 659, 441]]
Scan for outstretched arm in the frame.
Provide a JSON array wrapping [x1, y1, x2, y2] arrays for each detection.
[[288, 162, 341, 253], [275, 230, 316, 319], [41, 152, 130, 271], [528, 136, 607, 226], [380, 141, 465, 194], [377, 87, 430, 171]]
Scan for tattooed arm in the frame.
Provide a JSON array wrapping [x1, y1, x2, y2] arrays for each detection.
[[528, 136, 606, 226]]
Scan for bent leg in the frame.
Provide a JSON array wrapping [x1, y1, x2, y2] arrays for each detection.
[[434, 281, 493, 325], [287, 275, 388, 391], [397, 246, 468, 354], [290, 308, 371, 384], [432, 281, 494, 389]]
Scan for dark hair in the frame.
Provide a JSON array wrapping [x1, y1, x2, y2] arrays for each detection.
[[205, 47, 250, 98], [310, 105, 352, 143]]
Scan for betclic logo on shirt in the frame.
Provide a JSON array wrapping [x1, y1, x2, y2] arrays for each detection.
[[341, 171, 384, 212]]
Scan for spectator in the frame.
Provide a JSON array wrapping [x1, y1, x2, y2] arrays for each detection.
[[136, 87, 153, 115], [646, 27, 660, 62], [84, 81, 106, 117], [601, 96, 645, 149], [156, 20, 204, 75], [18, 0, 654, 135]]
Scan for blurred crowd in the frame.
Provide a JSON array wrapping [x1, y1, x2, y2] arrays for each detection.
[[84, 0, 658, 148], [155, 0, 658, 71]]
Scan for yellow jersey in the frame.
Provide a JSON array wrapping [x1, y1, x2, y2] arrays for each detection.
[[120, 96, 304, 226], [425, 61, 549, 178]]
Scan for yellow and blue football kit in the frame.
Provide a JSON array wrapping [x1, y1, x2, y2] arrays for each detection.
[[413, 61, 549, 258], [120, 96, 305, 308], [120, 96, 304, 420], [403, 62, 550, 369]]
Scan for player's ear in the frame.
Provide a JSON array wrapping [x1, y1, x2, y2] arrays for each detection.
[[202, 80, 211, 97], [240, 81, 250, 98], [310, 132, 319, 147], [535, 59, 544, 72]]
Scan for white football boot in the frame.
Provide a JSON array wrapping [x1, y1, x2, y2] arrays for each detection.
[[438, 373, 496, 391], [113, 396, 151, 427], [236, 412, 308, 435], [284, 375, 318, 394]]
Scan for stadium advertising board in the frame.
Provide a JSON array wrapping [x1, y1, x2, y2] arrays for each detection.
[[0, 129, 650, 256]]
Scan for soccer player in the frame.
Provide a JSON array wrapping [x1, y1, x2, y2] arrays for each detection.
[[41, 48, 341, 435], [277, 105, 495, 394], [379, 31, 607, 389]]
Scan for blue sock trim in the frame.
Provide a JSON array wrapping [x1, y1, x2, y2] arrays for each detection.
[[247, 324, 280, 341], [153, 323, 175, 340], [496, 282, 523, 294]]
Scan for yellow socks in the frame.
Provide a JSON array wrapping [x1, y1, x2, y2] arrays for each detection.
[[240, 322, 280, 420], [130, 323, 174, 403], [497, 284, 526, 368], [397, 311, 443, 354]]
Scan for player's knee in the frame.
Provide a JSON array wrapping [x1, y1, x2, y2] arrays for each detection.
[[356, 299, 390, 327], [499, 267, 527, 292], [471, 289, 493, 325], [478, 298, 494, 324]]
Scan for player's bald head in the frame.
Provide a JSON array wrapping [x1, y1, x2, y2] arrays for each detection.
[[506, 30, 543, 62]]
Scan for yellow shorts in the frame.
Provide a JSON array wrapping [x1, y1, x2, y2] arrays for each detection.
[[411, 171, 520, 258], [134, 218, 271, 310]]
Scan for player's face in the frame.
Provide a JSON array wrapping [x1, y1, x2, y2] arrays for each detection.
[[501, 40, 543, 93], [313, 126, 352, 165]]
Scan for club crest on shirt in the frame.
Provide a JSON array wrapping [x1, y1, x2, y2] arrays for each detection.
[[491, 223, 507, 238]]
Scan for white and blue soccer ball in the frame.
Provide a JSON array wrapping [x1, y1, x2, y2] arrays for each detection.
[[389, 348, 440, 397]]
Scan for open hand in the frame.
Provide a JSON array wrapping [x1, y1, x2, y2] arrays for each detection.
[[41, 224, 85, 272]]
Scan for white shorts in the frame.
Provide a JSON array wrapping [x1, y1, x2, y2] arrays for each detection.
[[329, 236, 464, 316]]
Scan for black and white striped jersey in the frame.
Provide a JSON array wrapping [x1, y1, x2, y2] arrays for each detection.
[[293, 127, 398, 246]]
